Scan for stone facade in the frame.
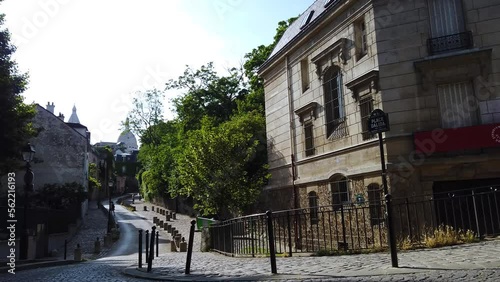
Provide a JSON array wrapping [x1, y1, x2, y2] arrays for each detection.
[[28, 104, 90, 191], [259, 0, 500, 212]]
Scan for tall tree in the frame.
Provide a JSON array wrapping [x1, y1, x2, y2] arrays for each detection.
[[0, 9, 36, 176], [123, 88, 164, 147]]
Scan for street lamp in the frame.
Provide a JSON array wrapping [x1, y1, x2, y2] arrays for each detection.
[[21, 143, 35, 260]]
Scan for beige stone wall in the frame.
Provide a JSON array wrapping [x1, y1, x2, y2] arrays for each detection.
[[262, 0, 500, 211]]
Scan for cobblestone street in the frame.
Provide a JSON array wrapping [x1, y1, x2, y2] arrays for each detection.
[[2, 195, 499, 281]]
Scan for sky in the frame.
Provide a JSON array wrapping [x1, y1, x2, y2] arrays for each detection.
[[2, 0, 313, 144]]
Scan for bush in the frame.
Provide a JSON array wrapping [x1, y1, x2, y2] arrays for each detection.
[[423, 225, 478, 248], [31, 182, 87, 209]]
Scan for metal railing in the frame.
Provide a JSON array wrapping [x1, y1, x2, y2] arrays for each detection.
[[209, 186, 500, 256], [427, 31, 473, 56]]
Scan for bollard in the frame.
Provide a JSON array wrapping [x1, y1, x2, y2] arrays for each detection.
[[138, 229, 143, 268], [172, 212, 176, 220], [185, 220, 196, 274], [144, 206, 147, 211], [163, 222, 168, 231], [152, 206, 154, 212], [175, 234, 182, 246], [166, 214, 171, 221], [74, 244, 82, 261], [156, 231, 159, 257], [266, 211, 277, 274], [94, 237, 101, 254], [159, 220, 164, 227], [170, 240, 177, 252], [171, 227, 176, 234], [180, 237, 187, 252], [147, 226, 156, 272], [64, 239, 67, 260], [153, 217, 157, 224], [145, 230, 149, 262], [167, 224, 172, 233]]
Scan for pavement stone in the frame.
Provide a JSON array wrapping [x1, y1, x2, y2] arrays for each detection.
[[126, 197, 202, 253]]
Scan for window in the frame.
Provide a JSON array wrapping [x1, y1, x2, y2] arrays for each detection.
[[323, 68, 345, 137], [300, 59, 310, 92], [304, 122, 315, 156], [367, 183, 384, 226], [428, 0, 465, 37], [300, 10, 315, 29], [331, 176, 349, 209], [355, 17, 368, 59], [359, 96, 375, 140], [427, 0, 471, 55], [308, 191, 319, 224], [438, 81, 478, 129]]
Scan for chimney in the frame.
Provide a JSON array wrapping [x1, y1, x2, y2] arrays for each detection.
[[58, 112, 65, 121], [46, 102, 55, 114]]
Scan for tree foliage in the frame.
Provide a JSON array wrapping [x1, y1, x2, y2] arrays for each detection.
[[0, 11, 36, 176], [131, 17, 296, 218]]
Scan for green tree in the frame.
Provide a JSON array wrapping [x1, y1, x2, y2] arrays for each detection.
[[174, 112, 268, 217], [0, 10, 36, 175], [123, 88, 164, 147], [167, 62, 247, 131]]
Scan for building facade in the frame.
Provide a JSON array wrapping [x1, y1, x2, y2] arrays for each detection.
[[259, 0, 500, 215]]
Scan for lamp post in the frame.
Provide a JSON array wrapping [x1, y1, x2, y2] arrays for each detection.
[[21, 143, 35, 260], [107, 180, 113, 233]]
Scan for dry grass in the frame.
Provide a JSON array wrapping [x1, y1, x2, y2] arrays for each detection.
[[423, 225, 479, 248]]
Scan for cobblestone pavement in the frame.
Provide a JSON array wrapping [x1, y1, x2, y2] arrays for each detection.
[[2, 197, 499, 281], [128, 197, 202, 253], [54, 200, 112, 260]]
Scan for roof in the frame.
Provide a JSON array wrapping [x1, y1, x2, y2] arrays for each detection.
[[262, 0, 344, 72], [68, 105, 80, 123]]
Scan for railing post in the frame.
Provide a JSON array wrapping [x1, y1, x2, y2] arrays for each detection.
[[266, 211, 277, 274], [405, 198, 412, 239], [185, 220, 196, 274], [287, 211, 293, 257], [138, 229, 143, 268], [472, 190, 481, 238], [156, 231, 159, 257], [64, 239, 67, 260], [147, 226, 155, 272], [145, 230, 149, 262], [340, 205, 347, 251]]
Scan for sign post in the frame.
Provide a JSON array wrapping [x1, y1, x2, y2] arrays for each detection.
[[368, 109, 398, 268]]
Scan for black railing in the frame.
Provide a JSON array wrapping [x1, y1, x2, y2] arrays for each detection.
[[209, 186, 500, 256], [427, 31, 473, 56]]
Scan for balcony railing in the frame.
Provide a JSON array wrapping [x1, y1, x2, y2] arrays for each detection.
[[427, 31, 473, 56]]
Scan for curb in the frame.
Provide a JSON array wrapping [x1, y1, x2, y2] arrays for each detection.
[[0, 259, 83, 273]]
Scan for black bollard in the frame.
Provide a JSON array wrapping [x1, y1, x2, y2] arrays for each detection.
[[156, 231, 159, 257], [266, 211, 277, 274], [138, 229, 143, 268], [64, 239, 67, 260], [145, 230, 149, 262], [147, 226, 156, 272], [185, 220, 196, 274]]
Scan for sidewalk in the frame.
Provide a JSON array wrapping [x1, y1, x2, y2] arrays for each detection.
[[0, 200, 113, 273]]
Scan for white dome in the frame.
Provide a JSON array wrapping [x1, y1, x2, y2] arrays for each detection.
[[117, 130, 138, 152]]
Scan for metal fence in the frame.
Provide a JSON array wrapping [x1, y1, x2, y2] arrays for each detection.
[[209, 186, 500, 256]]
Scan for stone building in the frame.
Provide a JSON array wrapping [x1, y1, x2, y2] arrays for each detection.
[[23, 103, 91, 192], [258, 0, 500, 218]]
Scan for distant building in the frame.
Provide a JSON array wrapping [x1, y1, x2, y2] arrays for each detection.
[[93, 128, 140, 194]]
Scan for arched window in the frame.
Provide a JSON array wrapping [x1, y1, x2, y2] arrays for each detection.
[[308, 191, 319, 224], [330, 175, 349, 210], [367, 183, 384, 226], [323, 67, 345, 137]]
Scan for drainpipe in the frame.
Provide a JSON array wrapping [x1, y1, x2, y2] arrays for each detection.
[[285, 55, 297, 209], [286, 56, 302, 251]]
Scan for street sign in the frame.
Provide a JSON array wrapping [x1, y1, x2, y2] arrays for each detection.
[[368, 109, 390, 133]]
